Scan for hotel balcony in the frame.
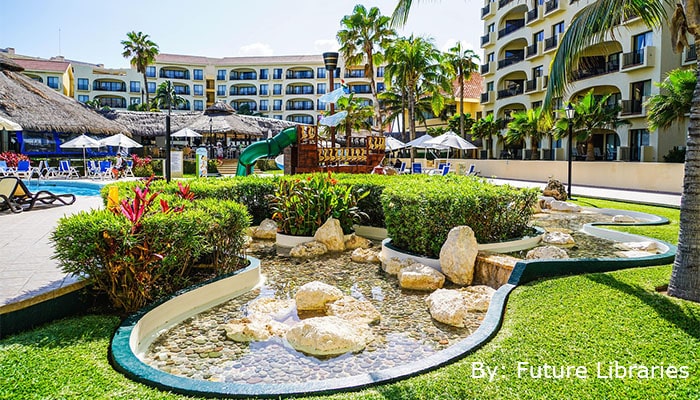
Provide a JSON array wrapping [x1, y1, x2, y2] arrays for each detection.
[[544, 35, 558, 52], [481, 3, 493, 18], [497, 55, 525, 70], [498, 19, 525, 40], [621, 46, 655, 71], [481, 31, 495, 47], [230, 71, 257, 81], [286, 100, 314, 111], [344, 70, 367, 79], [497, 86, 524, 99], [286, 70, 314, 80], [349, 84, 372, 94], [97, 96, 126, 108], [93, 80, 126, 92], [498, 0, 514, 10], [480, 91, 494, 104], [620, 99, 646, 116], [231, 101, 257, 112], [286, 85, 314, 95], [173, 85, 190, 96], [571, 60, 620, 81], [524, 78, 538, 93], [230, 87, 257, 96], [525, 42, 540, 59], [159, 68, 190, 80], [544, 0, 561, 15], [526, 7, 538, 25]]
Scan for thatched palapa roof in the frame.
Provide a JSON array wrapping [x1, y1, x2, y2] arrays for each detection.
[[101, 110, 200, 137], [0, 54, 129, 135]]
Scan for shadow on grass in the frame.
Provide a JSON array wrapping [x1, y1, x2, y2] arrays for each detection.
[[1, 314, 118, 348], [585, 273, 700, 340]]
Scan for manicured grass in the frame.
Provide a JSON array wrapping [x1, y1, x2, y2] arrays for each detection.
[[1, 200, 698, 399]]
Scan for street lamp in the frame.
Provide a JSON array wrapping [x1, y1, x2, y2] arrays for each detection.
[[165, 91, 172, 183], [323, 51, 339, 160], [565, 103, 575, 200]]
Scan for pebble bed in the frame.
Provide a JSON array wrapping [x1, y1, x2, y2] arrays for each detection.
[[143, 208, 644, 384]]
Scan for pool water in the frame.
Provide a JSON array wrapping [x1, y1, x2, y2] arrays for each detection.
[[23, 180, 103, 197]]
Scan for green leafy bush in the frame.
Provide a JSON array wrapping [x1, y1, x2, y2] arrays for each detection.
[[382, 175, 538, 258], [331, 173, 393, 228]]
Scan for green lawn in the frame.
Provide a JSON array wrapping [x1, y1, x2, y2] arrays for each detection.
[[1, 198, 698, 399]]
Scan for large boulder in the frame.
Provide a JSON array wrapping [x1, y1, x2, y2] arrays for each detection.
[[246, 297, 296, 321], [398, 263, 445, 291], [542, 178, 568, 201], [542, 231, 575, 247], [549, 200, 582, 213], [285, 316, 373, 356], [439, 226, 478, 285], [224, 317, 288, 342], [290, 241, 328, 258], [526, 245, 570, 260], [249, 218, 278, 239], [344, 233, 372, 250], [381, 256, 411, 275], [295, 281, 344, 311], [351, 247, 381, 264], [425, 286, 496, 327], [314, 218, 345, 251], [326, 296, 381, 325]]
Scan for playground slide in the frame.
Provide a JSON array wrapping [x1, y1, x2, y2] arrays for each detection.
[[235, 126, 297, 176]]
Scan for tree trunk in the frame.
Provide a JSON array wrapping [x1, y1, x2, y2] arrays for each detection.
[[142, 72, 150, 107], [408, 88, 416, 165], [530, 137, 539, 160], [586, 138, 595, 161], [367, 56, 383, 133], [459, 72, 464, 137], [668, 54, 700, 302]]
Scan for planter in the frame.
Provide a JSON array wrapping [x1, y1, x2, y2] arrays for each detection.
[[352, 225, 388, 241], [276, 232, 315, 256]]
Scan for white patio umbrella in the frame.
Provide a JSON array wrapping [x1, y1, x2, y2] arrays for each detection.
[[424, 131, 478, 161], [385, 136, 407, 151], [98, 133, 142, 155], [171, 127, 203, 138], [0, 116, 22, 131], [60, 134, 101, 176]]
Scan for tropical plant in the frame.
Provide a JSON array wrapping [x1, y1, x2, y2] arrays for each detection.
[[443, 42, 480, 138], [543, 0, 700, 301], [121, 31, 159, 106], [505, 108, 550, 160], [84, 98, 102, 109], [471, 114, 500, 159], [337, 4, 396, 132], [552, 89, 628, 161], [153, 81, 185, 111], [447, 113, 474, 135], [384, 35, 450, 163], [335, 93, 375, 138], [646, 67, 695, 131], [236, 103, 263, 116]]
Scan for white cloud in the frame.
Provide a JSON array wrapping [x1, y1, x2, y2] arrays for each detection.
[[238, 42, 274, 56], [314, 39, 340, 53]]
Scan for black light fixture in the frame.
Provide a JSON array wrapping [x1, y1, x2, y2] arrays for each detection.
[[565, 103, 575, 200], [323, 52, 339, 158]]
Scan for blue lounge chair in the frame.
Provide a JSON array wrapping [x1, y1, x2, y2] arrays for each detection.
[[59, 160, 80, 179], [411, 162, 422, 174]]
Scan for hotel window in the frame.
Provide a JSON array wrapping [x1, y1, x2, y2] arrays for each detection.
[[273, 99, 282, 111], [260, 68, 269, 79], [317, 68, 327, 79], [146, 66, 156, 77], [486, 81, 494, 91], [317, 100, 327, 110], [217, 85, 226, 96], [488, 23, 495, 33], [377, 66, 385, 77], [317, 83, 326, 94], [193, 69, 203, 80], [334, 82, 340, 90], [130, 81, 140, 93], [488, 52, 495, 62], [552, 21, 565, 36], [147, 82, 156, 93], [273, 84, 282, 95], [634, 31, 653, 50], [130, 97, 141, 105], [334, 67, 340, 78], [273, 115, 283, 120], [47, 76, 59, 89], [260, 84, 268, 95], [78, 95, 89, 103], [217, 70, 226, 80], [77, 78, 89, 91], [193, 84, 203, 96], [377, 82, 385, 92], [194, 100, 204, 111], [260, 99, 269, 111], [273, 68, 283, 79]]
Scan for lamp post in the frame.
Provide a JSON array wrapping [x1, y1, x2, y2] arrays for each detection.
[[323, 51, 339, 163], [565, 103, 575, 200], [165, 93, 172, 183]]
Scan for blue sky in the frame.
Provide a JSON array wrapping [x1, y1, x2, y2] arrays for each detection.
[[0, 0, 482, 68]]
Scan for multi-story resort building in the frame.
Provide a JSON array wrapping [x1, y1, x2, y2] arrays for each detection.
[[480, 0, 688, 162]]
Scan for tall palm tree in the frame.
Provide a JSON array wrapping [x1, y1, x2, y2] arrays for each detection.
[[443, 42, 480, 138], [646, 68, 695, 131], [545, 0, 700, 302], [121, 31, 159, 106], [337, 5, 396, 133], [471, 114, 500, 159], [505, 108, 550, 160], [153, 81, 185, 111], [334, 94, 375, 138], [384, 35, 449, 163]]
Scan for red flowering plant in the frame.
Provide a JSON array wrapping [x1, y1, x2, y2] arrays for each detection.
[[0, 152, 29, 168], [270, 172, 367, 236]]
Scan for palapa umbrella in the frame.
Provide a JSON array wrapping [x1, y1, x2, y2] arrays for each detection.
[[60, 134, 101, 177], [171, 127, 203, 138], [0, 116, 22, 131]]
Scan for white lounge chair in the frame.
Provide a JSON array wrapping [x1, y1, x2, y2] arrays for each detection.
[[59, 160, 80, 179]]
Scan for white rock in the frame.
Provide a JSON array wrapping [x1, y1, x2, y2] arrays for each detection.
[[382, 256, 407, 275], [295, 281, 344, 311], [614, 250, 659, 258], [285, 316, 373, 356], [344, 233, 372, 250], [612, 214, 637, 223], [224, 317, 288, 342], [351, 247, 381, 264], [314, 218, 346, 251], [425, 286, 497, 327], [250, 218, 278, 239], [549, 200, 582, 212], [614, 241, 659, 253], [289, 241, 328, 258], [526, 245, 570, 260], [439, 226, 478, 285], [462, 285, 497, 312], [326, 296, 381, 325], [398, 263, 445, 291], [246, 297, 296, 321], [542, 231, 576, 247]]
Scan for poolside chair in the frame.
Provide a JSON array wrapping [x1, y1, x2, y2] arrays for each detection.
[[0, 177, 23, 213], [59, 160, 80, 179], [411, 162, 422, 174], [98, 160, 113, 180], [123, 159, 135, 178], [0, 161, 13, 177], [36, 160, 59, 179], [466, 164, 480, 176], [440, 164, 450, 176], [86, 160, 101, 179], [0, 176, 75, 211], [13, 160, 33, 179]]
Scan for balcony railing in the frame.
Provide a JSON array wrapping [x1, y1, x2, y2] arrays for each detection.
[[526, 43, 538, 58], [571, 60, 619, 81], [93, 81, 126, 92], [173, 86, 190, 95], [622, 49, 644, 68], [481, 4, 490, 17], [544, 35, 558, 51], [286, 102, 314, 111], [687, 44, 697, 62], [497, 55, 525, 69], [98, 97, 126, 108], [621, 99, 643, 115], [527, 8, 538, 23], [286, 71, 314, 79], [498, 0, 514, 9], [481, 33, 490, 46], [230, 88, 257, 96], [230, 72, 257, 80], [498, 19, 525, 39], [480, 92, 490, 103], [525, 79, 537, 93], [350, 86, 372, 94], [344, 70, 366, 78], [497, 86, 524, 99], [545, 0, 559, 14], [233, 103, 257, 111], [286, 86, 314, 95], [481, 63, 490, 74], [160, 69, 190, 80]]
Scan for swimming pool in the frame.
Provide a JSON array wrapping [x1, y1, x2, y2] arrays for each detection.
[[23, 180, 104, 197]]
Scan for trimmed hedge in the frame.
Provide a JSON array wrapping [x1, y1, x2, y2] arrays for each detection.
[[382, 175, 539, 258]]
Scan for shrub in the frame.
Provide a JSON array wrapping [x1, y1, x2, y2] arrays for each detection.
[[663, 147, 686, 163], [382, 175, 538, 258], [331, 173, 393, 228], [270, 172, 367, 236], [0, 152, 29, 168], [255, 159, 280, 171]]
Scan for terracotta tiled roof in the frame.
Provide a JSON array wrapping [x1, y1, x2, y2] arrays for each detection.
[[156, 53, 323, 66], [11, 58, 70, 73], [453, 72, 483, 100]]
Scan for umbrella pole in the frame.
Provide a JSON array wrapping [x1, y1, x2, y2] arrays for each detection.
[[83, 147, 87, 177]]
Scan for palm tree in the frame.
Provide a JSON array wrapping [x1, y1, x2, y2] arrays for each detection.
[[646, 68, 695, 131], [443, 42, 480, 138], [321, 93, 374, 139], [384, 35, 449, 163], [505, 108, 550, 160], [544, 0, 700, 302], [121, 31, 159, 106], [337, 5, 396, 133], [153, 81, 185, 111], [471, 114, 500, 159]]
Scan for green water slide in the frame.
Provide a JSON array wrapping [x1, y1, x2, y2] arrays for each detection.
[[235, 126, 298, 176]]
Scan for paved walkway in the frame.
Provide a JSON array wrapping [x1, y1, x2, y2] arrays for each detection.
[[0, 179, 682, 312]]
